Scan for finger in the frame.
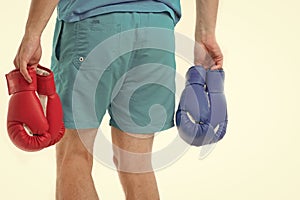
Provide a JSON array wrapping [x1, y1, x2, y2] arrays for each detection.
[[13, 47, 20, 68], [211, 60, 223, 70], [14, 56, 21, 69], [210, 60, 222, 70], [13, 56, 19, 68], [211, 55, 223, 70], [28, 63, 38, 71], [210, 64, 222, 70], [217, 58, 224, 69], [19, 61, 32, 83]]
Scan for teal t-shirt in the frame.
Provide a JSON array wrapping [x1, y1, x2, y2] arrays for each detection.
[[58, 0, 181, 24]]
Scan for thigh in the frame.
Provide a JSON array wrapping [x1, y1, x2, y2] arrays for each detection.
[[111, 126, 154, 173], [56, 128, 98, 159], [111, 127, 154, 153]]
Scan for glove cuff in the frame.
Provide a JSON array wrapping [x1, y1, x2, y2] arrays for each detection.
[[185, 66, 206, 86], [6, 67, 37, 95], [36, 65, 56, 95], [206, 70, 225, 93]]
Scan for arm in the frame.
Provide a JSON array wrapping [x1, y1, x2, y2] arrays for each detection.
[[14, 0, 59, 82], [194, 0, 223, 70]]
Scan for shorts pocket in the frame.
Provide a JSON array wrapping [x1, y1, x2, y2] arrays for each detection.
[[51, 19, 63, 62], [72, 16, 121, 70]]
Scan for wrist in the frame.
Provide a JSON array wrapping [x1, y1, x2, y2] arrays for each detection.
[[22, 31, 41, 45], [195, 26, 216, 39], [195, 31, 216, 44], [25, 22, 43, 37], [24, 26, 42, 38]]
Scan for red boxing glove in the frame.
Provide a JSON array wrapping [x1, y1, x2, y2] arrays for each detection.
[[36, 65, 65, 146], [6, 67, 52, 151]]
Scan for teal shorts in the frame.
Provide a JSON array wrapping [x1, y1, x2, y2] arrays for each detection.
[[51, 12, 176, 134]]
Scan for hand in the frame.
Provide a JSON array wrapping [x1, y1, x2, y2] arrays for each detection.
[[194, 36, 223, 70], [13, 34, 42, 83]]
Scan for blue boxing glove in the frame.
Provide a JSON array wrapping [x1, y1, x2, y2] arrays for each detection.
[[206, 69, 228, 141], [176, 66, 228, 146], [176, 66, 215, 146]]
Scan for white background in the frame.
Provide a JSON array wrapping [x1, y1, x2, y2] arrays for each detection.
[[1, 0, 300, 199]]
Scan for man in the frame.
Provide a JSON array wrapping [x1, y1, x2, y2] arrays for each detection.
[[14, 0, 223, 199]]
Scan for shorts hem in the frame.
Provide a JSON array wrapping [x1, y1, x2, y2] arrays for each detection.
[[109, 121, 175, 134], [63, 121, 100, 129]]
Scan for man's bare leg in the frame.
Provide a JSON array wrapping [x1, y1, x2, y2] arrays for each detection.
[[111, 126, 159, 200], [56, 128, 99, 200]]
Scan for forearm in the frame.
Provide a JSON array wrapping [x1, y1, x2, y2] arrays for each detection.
[[25, 0, 59, 37], [195, 0, 219, 42]]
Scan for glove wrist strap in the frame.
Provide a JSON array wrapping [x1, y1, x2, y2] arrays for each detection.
[[6, 67, 37, 95], [36, 65, 56, 95]]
